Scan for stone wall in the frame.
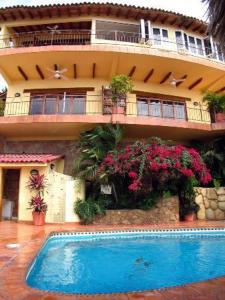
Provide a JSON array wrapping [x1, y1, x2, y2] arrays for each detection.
[[93, 196, 179, 225], [195, 187, 225, 220]]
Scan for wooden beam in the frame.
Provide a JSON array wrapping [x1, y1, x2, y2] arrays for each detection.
[[152, 14, 159, 22], [144, 69, 154, 83], [18, 10, 25, 19], [193, 24, 202, 32], [47, 9, 52, 18], [92, 63, 96, 78], [128, 66, 136, 78], [37, 10, 43, 19], [215, 86, 225, 93], [57, 7, 61, 17], [116, 8, 121, 17], [178, 19, 186, 28], [185, 20, 194, 30], [36, 65, 44, 80], [18, 66, 28, 81], [106, 7, 111, 16], [74, 64, 77, 79], [27, 10, 34, 19], [170, 17, 177, 25], [176, 74, 188, 87], [10, 12, 16, 20], [188, 77, 203, 90], [125, 9, 131, 19], [0, 14, 7, 21], [66, 7, 71, 17], [161, 15, 169, 24], [160, 72, 172, 84]]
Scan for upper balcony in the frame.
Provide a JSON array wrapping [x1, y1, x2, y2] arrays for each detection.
[[0, 28, 224, 66]]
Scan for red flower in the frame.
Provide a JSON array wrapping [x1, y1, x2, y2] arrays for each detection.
[[181, 168, 193, 177], [128, 171, 137, 178], [128, 181, 139, 191]]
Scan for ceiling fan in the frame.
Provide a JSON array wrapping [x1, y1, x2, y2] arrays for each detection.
[[47, 64, 68, 80], [46, 24, 60, 33], [168, 74, 186, 87]]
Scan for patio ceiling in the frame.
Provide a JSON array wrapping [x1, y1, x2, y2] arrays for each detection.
[[0, 50, 224, 93]]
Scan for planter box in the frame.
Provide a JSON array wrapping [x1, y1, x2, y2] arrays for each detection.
[[93, 196, 179, 225]]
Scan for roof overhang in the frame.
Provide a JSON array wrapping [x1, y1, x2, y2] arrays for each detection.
[[0, 2, 207, 35]]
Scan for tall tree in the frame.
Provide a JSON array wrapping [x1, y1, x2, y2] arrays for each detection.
[[203, 0, 225, 54]]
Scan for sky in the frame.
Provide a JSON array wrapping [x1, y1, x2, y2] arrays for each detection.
[[0, 0, 208, 90]]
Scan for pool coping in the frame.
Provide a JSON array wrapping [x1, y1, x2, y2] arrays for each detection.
[[25, 227, 225, 298]]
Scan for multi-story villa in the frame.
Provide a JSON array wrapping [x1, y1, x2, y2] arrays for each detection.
[[0, 2, 224, 223]]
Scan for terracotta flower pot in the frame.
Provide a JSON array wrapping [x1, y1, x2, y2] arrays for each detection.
[[112, 106, 125, 114], [215, 113, 225, 123], [184, 213, 194, 222], [32, 211, 46, 226]]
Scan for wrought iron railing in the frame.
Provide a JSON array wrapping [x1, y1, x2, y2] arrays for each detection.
[[0, 29, 224, 63], [0, 95, 211, 124]]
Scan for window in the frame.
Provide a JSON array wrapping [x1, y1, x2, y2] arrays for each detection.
[[175, 31, 183, 49], [175, 31, 204, 56], [152, 28, 168, 45], [204, 38, 212, 56], [196, 38, 204, 55], [30, 93, 86, 115], [137, 97, 186, 120]]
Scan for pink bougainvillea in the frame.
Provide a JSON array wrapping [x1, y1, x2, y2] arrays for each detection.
[[98, 141, 212, 191]]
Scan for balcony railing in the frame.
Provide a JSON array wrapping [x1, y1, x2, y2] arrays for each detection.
[[0, 30, 224, 63], [0, 96, 211, 124]]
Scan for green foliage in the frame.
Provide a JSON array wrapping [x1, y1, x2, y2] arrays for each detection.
[[74, 197, 106, 224], [137, 191, 160, 210], [203, 91, 225, 113], [213, 179, 221, 189], [110, 75, 133, 102], [179, 177, 199, 218], [192, 136, 225, 186], [73, 124, 123, 181]]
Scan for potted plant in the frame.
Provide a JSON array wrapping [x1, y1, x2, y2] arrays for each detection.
[[109, 75, 133, 114], [203, 91, 225, 122], [183, 201, 199, 222], [27, 174, 47, 225], [28, 195, 47, 225]]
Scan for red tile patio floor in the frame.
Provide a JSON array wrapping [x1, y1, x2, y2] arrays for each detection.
[[1, 220, 225, 300]]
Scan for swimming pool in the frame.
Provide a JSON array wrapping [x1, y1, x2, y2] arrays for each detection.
[[26, 229, 225, 294]]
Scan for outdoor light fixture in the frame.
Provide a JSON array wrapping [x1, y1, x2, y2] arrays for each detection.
[[14, 93, 21, 97], [193, 102, 199, 106], [30, 169, 39, 176]]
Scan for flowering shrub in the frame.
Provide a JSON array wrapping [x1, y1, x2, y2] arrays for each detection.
[[28, 195, 47, 213], [98, 140, 212, 192]]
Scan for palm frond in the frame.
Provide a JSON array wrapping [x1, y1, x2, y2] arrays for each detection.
[[203, 0, 225, 54]]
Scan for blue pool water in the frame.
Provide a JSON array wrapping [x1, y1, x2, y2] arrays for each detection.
[[26, 230, 225, 294]]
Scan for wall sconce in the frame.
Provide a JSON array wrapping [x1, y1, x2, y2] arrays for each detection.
[[30, 169, 39, 176], [15, 92, 21, 97], [50, 163, 55, 170], [193, 102, 199, 106]]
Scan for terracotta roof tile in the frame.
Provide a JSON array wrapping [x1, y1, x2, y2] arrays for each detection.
[[0, 154, 63, 163]]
